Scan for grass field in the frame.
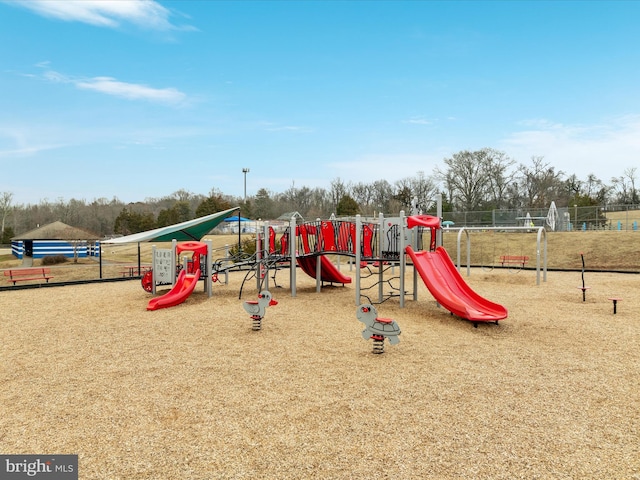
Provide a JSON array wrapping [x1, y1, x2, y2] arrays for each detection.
[[1, 226, 639, 287]]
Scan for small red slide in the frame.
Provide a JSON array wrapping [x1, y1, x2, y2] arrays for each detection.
[[406, 246, 507, 324], [297, 255, 352, 284], [147, 268, 201, 311]]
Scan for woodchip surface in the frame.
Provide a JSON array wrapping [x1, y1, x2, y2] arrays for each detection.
[[1, 264, 639, 479]]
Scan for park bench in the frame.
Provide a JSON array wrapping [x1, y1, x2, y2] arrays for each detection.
[[4, 267, 54, 285], [120, 266, 151, 277], [499, 255, 529, 268]]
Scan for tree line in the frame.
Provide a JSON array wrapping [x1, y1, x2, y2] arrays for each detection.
[[1, 149, 638, 241]]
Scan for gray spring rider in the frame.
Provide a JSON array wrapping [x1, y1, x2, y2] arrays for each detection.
[[356, 304, 401, 354], [243, 290, 278, 331]]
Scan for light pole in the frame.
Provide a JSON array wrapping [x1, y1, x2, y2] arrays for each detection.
[[242, 168, 250, 202]]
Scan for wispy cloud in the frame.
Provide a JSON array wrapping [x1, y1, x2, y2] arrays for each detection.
[[0, 143, 66, 158], [3, 0, 192, 31], [260, 122, 313, 133], [0, 126, 69, 159], [39, 65, 187, 106], [76, 77, 186, 105], [403, 116, 433, 126]]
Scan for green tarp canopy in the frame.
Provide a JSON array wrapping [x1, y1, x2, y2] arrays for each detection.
[[101, 207, 240, 244]]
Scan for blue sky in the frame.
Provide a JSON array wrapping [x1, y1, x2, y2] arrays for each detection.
[[1, 0, 639, 205]]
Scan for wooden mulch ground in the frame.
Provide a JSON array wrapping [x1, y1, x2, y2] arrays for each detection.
[[1, 265, 639, 479]]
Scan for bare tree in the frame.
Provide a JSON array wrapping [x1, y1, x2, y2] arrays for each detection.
[[5, 157, 637, 239], [611, 176, 630, 204], [410, 171, 439, 211], [307, 187, 331, 218], [275, 182, 293, 214], [436, 150, 492, 211], [584, 173, 604, 200], [370, 179, 394, 214], [517, 156, 565, 208], [351, 182, 375, 214], [276, 182, 316, 218], [0, 191, 13, 241], [393, 177, 414, 211], [329, 178, 349, 212], [482, 149, 517, 208], [391, 172, 438, 213], [293, 186, 313, 217], [564, 174, 583, 198], [172, 189, 195, 202], [624, 167, 638, 204]]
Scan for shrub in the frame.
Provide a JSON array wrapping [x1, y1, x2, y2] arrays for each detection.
[[42, 255, 68, 265], [229, 236, 257, 258]]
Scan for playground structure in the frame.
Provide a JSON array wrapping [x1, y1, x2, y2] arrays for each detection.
[[255, 211, 508, 326], [139, 201, 509, 326], [146, 241, 210, 311]]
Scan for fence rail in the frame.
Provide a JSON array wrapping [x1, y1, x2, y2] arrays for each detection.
[[440, 204, 640, 231]]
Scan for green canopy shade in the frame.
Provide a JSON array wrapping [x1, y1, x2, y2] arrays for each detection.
[[102, 207, 240, 244]]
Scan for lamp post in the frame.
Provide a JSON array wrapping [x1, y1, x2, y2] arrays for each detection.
[[242, 168, 250, 202]]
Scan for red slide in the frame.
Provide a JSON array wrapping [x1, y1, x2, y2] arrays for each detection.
[[297, 255, 352, 284], [147, 268, 201, 311], [406, 246, 507, 324]]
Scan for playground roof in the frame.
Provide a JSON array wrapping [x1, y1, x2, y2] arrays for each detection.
[[101, 207, 240, 244], [224, 215, 250, 222]]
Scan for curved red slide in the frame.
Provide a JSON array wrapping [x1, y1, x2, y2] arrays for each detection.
[[147, 268, 201, 311], [406, 246, 507, 323], [297, 255, 352, 284]]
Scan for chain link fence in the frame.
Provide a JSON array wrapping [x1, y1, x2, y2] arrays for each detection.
[[441, 204, 640, 231]]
